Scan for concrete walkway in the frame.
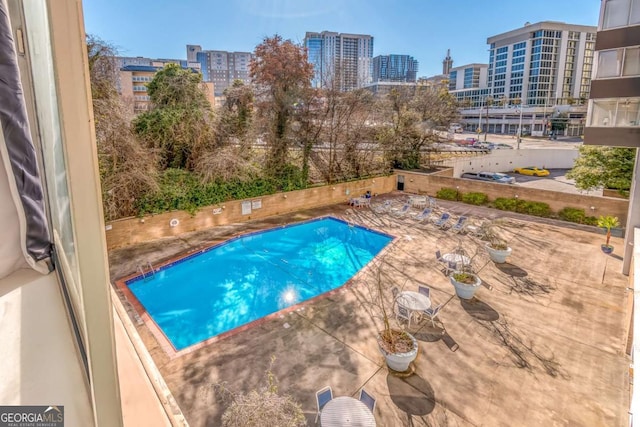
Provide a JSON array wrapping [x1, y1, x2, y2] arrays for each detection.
[[109, 197, 631, 426]]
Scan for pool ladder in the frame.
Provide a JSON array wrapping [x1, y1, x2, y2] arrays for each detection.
[[137, 261, 156, 279]]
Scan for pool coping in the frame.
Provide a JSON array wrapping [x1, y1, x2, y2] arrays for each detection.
[[113, 215, 399, 359]]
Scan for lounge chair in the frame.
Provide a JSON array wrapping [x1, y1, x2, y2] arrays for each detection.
[[424, 303, 444, 327], [371, 200, 392, 213], [412, 207, 432, 222], [390, 203, 411, 218], [315, 386, 333, 423], [433, 212, 451, 228], [359, 389, 376, 413], [451, 216, 468, 233]]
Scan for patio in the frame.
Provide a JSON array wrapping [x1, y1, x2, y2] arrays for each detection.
[[109, 195, 630, 426]]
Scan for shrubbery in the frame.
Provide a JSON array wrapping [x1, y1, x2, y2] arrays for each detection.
[[493, 197, 516, 211], [436, 187, 459, 201], [135, 168, 307, 216], [461, 192, 488, 205], [558, 207, 598, 225], [516, 200, 551, 217]]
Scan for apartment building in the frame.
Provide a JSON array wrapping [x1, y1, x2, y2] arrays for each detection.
[[187, 45, 253, 96], [372, 54, 418, 83], [304, 31, 374, 91], [119, 64, 214, 114], [584, 0, 640, 277], [449, 63, 490, 108]]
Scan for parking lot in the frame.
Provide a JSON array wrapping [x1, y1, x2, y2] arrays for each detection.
[[510, 168, 602, 196]]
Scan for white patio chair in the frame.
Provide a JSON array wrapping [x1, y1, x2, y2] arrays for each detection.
[[359, 388, 376, 413], [390, 203, 411, 218], [451, 216, 468, 233], [424, 303, 444, 327]]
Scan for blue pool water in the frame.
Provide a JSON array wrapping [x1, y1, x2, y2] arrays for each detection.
[[127, 217, 392, 350]]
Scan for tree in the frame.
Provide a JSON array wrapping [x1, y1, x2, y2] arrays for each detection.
[[250, 35, 314, 179], [86, 35, 157, 220], [133, 63, 214, 170], [566, 145, 636, 195]]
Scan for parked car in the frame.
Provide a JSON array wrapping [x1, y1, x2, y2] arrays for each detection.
[[458, 137, 477, 146], [513, 166, 550, 176], [487, 143, 513, 150], [461, 171, 516, 184]]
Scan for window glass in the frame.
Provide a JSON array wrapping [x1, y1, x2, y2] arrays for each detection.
[[597, 50, 624, 77], [591, 100, 618, 126], [615, 99, 640, 126], [631, 0, 640, 24], [622, 47, 640, 76], [603, 0, 631, 28]]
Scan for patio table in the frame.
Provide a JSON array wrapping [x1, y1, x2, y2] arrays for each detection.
[[321, 396, 376, 427], [396, 291, 431, 327], [349, 197, 370, 208], [442, 253, 471, 271]]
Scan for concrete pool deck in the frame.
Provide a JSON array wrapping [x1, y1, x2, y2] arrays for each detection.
[[109, 195, 631, 426]]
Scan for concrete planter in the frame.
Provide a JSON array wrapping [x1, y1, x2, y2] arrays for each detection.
[[485, 244, 512, 264], [377, 331, 418, 372], [450, 272, 482, 300]]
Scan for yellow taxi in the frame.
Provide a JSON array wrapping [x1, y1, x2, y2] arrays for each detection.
[[513, 166, 550, 177]]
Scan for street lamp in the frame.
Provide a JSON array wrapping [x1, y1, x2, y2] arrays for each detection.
[[516, 106, 524, 150]]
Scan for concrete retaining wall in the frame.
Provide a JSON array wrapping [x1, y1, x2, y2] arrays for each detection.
[[440, 148, 580, 176], [105, 176, 396, 250], [398, 170, 629, 223]]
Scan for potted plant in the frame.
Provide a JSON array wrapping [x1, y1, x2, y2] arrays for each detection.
[[479, 222, 512, 263], [449, 271, 482, 300], [364, 264, 418, 372], [598, 215, 620, 254]]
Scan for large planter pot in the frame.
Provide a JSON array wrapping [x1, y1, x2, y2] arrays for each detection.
[[601, 244, 614, 254], [450, 272, 482, 300], [377, 330, 418, 372], [485, 244, 512, 264]]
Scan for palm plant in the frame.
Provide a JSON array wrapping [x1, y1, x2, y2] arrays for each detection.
[[597, 215, 620, 248]]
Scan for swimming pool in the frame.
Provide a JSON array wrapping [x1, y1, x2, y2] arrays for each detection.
[[126, 217, 393, 351]]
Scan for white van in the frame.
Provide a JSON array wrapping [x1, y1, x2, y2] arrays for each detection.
[[449, 123, 463, 133]]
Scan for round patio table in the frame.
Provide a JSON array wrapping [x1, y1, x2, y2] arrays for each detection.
[[442, 253, 471, 269], [396, 291, 431, 327], [321, 396, 376, 427]]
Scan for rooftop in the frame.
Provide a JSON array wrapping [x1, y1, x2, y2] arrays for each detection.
[[109, 196, 630, 426]]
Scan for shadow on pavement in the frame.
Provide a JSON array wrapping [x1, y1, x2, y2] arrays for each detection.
[[460, 297, 500, 322], [495, 262, 528, 277], [387, 372, 436, 416]]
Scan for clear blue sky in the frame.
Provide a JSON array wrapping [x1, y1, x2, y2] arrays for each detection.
[[83, 0, 601, 77]]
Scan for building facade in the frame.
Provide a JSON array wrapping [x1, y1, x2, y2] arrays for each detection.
[[304, 31, 374, 91], [487, 21, 597, 106], [187, 46, 253, 96], [443, 49, 453, 75], [584, 0, 640, 278], [372, 54, 418, 82], [119, 64, 215, 114]]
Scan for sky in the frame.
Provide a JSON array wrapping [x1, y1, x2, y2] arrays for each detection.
[[83, 0, 601, 77]]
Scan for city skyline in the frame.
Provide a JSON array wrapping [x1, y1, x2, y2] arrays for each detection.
[[83, 0, 601, 77]]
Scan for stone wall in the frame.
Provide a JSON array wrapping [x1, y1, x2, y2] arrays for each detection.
[[105, 176, 396, 249]]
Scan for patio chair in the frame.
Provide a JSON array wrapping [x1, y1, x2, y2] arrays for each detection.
[[412, 207, 432, 222], [315, 386, 333, 423], [359, 389, 377, 413], [395, 301, 411, 324], [424, 303, 444, 327], [451, 216, 468, 233], [433, 212, 451, 229], [371, 200, 392, 213], [444, 260, 457, 276], [390, 203, 411, 218], [418, 285, 430, 298], [428, 196, 437, 208]]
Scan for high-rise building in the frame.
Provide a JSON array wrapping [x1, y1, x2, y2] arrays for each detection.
[[448, 63, 490, 108], [584, 0, 640, 276], [487, 21, 597, 106], [188, 47, 253, 96], [442, 49, 453, 75], [304, 31, 374, 91], [372, 54, 418, 82]]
